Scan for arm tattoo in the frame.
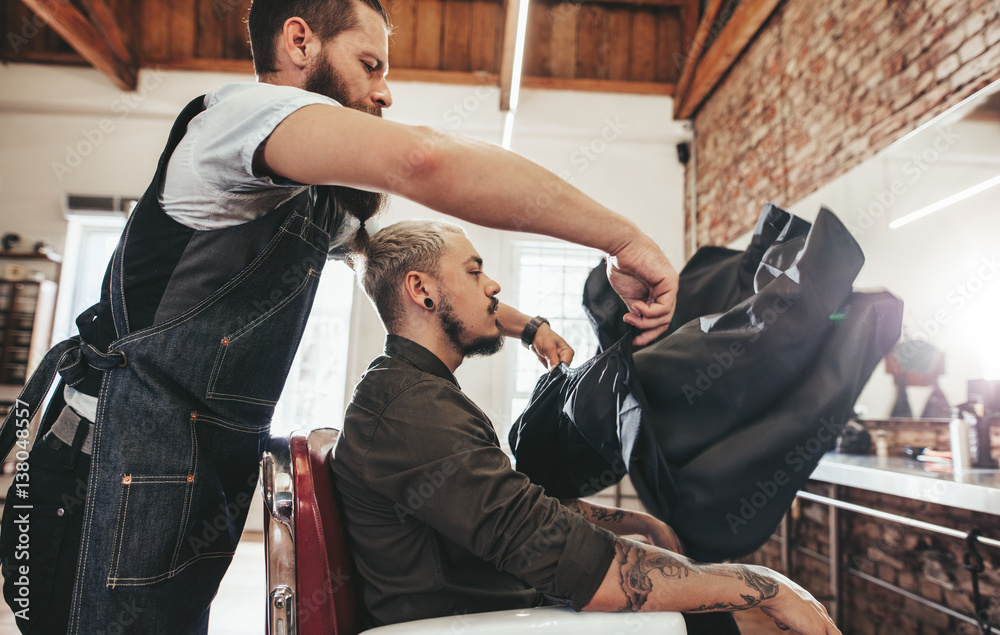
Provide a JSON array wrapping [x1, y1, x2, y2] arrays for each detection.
[[612, 540, 691, 611], [562, 499, 626, 523], [688, 565, 780, 612], [589, 506, 626, 523], [612, 541, 780, 614]]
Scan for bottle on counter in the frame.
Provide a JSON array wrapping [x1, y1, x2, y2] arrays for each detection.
[[949, 408, 973, 471]]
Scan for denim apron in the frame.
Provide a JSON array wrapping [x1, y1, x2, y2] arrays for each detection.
[[0, 96, 336, 632]]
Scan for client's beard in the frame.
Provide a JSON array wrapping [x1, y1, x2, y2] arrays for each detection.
[[438, 296, 505, 359]]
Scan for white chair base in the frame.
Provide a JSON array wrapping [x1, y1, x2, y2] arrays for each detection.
[[363, 605, 687, 634]]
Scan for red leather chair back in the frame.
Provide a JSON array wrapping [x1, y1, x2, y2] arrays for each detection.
[[290, 428, 363, 635]]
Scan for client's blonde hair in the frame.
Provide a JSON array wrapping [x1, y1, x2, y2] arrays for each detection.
[[349, 220, 466, 331]]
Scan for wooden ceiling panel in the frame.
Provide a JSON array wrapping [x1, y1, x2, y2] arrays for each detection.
[[4, 0, 76, 58], [441, 0, 471, 71], [170, 0, 197, 60], [221, 0, 250, 60], [195, 0, 225, 59], [140, 0, 170, 60], [413, 0, 443, 68], [576, 5, 607, 79], [605, 7, 632, 81], [522, 1, 550, 78], [629, 8, 658, 82], [548, 2, 578, 79], [388, 0, 416, 68], [468, 0, 501, 72], [654, 8, 682, 82], [4, 0, 689, 94]]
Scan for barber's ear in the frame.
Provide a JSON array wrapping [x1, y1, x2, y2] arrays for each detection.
[[281, 17, 320, 71], [403, 272, 436, 309]]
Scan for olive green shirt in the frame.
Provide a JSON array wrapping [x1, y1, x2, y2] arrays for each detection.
[[331, 335, 616, 627]]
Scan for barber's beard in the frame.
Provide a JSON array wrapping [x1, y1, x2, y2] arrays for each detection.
[[305, 53, 389, 224], [305, 53, 381, 116], [438, 296, 505, 359]]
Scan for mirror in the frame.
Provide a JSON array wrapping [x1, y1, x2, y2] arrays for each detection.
[[732, 79, 1000, 419]]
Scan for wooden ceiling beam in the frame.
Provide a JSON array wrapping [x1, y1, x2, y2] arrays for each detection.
[[523, 76, 673, 95], [672, 0, 723, 111], [78, 0, 136, 71], [20, 0, 137, 90], [540, 0, 684, 5], [448, 0, 684, 5], [674, 0, 783, 119], [53, 56, 674, 96]]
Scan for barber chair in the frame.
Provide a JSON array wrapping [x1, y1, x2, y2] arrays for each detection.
[[262, 428, 687, 635]]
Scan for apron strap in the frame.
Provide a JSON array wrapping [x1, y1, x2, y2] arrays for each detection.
[[108, 210, 136, 340], [108, 94, 208, 341], [0, 338, 127, 460]]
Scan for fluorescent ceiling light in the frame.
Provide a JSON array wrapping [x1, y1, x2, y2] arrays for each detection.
[[889, 173, 1000, 229], [501, 0, 530, 149], [508, 0, 530, 113], [502, 111, 516, 149]]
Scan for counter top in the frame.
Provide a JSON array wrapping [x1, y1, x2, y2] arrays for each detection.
[[811, 453, 1000, 515]]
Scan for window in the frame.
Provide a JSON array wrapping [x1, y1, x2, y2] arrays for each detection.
[[270, 263, 354, 435], [53, 214, 127, 342], [504, 241, 602, 449]]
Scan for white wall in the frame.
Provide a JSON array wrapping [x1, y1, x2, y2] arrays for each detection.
[[0, 63, 689, 427]]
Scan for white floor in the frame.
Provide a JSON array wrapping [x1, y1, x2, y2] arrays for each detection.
[[0, 535, 266, 634]]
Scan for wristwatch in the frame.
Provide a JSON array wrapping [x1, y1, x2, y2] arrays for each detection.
[[521, 316, 549, 348]]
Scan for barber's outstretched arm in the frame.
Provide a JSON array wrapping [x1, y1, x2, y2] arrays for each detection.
[[496, 303, 573, 369], [585, 538, 840, 635], [261, 105, 678, 344], [561, 499, 682, 554]]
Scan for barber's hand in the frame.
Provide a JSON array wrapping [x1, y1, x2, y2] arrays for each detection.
[[759, 570, 841, 635], [641, 517, 684, 554], [530, 323, 574, 370], [606, 234, 679, 347]]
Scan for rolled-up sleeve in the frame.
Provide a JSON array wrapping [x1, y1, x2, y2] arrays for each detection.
[[360, 379, 616, 609]]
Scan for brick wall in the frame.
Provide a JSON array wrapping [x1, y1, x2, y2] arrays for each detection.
[[740, 480, 1000, 634], [687, 0, 1000, 250]]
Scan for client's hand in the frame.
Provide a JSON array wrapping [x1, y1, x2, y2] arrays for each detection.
[[531, 323, 574, 370], [759, 569, 841, 634]]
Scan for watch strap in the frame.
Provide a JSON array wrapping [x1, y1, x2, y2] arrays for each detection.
[[521, 316, 549, 348]]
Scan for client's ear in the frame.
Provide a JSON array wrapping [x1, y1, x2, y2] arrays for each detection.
[[403, 271, 437, 310]]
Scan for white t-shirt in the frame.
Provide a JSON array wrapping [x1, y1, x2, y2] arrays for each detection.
[[162, 81, 367, 252]]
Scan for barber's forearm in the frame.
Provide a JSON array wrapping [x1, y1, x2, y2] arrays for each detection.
[[585, 538, 779, 613], [403, 132, 642, 255]]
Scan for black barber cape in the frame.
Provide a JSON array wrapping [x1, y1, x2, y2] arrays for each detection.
[[509, 204, 903, 562]]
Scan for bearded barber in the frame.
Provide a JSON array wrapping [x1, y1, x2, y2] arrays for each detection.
[[0, 0, 678, 632]]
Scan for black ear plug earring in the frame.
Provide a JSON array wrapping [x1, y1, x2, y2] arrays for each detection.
[[424, 298, 434, 308]]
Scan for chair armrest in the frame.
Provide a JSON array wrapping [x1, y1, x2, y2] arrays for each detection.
[[361, 606, 687, 634]]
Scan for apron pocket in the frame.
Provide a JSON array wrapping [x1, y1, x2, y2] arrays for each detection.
[[108, 474, 192, 585], [206, 270, 320, 406]]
